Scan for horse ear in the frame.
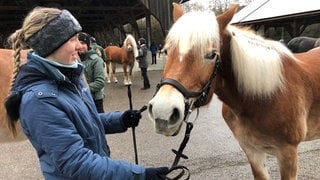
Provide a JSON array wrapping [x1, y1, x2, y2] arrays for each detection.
[[217, 4, 239, 30], [172, 3, 184, 22]]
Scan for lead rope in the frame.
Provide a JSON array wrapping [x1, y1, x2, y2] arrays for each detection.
[[164, 103, 199, 180], [163, 122, 193, 180]]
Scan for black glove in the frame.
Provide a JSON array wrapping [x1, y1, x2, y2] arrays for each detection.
[[145, 167, 169, 180], [121, 109, 142, 128]]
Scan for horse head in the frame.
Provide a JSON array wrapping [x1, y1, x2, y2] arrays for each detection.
[[125, 38, 133, 52], [147, 3, 237, 136], [123, 34, 138, 58]]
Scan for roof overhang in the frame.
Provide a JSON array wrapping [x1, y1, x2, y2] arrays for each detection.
[[231, 0, 320, 26]]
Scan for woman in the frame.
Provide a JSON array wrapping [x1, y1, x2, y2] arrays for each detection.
[[5, 7, 167, 179], [137, 38, 150, 90], [78, 32, 106, 113]]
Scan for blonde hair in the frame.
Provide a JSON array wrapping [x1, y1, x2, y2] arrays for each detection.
[[6, 7, 61, 136]]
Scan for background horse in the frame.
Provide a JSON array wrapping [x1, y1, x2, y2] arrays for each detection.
[[287, 36, 320, 53], [148, 3, 320, 180], [0, 49, 28, 142], [104, 34, 138, 85]]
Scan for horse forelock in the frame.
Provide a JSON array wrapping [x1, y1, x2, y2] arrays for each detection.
[[227, 26, 295, 98], [165, 11, 219, 61], [124, 34, 139, 58]]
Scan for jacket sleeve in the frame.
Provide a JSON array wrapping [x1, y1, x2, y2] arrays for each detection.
[[20, 94, 146, 179], [99, 111, 128, 134], [88, 56, 105, 93], [136, 48, 143, 59], [137, 46, 148, 59]]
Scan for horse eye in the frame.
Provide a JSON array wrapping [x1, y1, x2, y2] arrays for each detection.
[[204, 50, 218, 60]]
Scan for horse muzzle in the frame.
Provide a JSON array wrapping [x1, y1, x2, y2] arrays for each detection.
[[148, 87, 185, 136], [154, 118, 183, 136], [126, 45, 133, 52]]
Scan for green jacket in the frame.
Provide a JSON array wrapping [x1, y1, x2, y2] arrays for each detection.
[[81, 49, 105, 100], [91, 42, 107, 62]]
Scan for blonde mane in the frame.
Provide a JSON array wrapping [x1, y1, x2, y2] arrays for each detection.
[[124, 34, 138, 58], [228, 25, 294, 98], [165, 11, 219, 61], [164, 8, 295, 98]]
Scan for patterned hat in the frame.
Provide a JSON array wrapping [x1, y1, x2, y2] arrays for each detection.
[[26, 10, 82, 57]]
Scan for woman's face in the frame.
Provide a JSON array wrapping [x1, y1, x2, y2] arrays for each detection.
[[78, 41, 88, 55], [46, 35, 81, 65]]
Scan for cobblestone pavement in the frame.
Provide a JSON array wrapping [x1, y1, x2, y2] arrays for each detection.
[[1, 55, 320, 179]]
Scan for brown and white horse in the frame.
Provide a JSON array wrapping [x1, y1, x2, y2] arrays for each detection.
[[0, 49, 29, 142], [148, 3, 320, 180], [104, 34, 138, 85]]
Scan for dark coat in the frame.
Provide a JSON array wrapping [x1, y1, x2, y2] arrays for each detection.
[[137, 44, 148, 68]]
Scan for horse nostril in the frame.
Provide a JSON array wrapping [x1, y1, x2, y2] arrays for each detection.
[[169, 108, 180, 124]]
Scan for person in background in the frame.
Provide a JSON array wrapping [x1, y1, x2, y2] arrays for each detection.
[[158, 43, 163, 58], [90, 36, 107, 63], [137, 38, 150, 90], [149, 41, 157, 65], [78, 32, 106, 113], [5, 6, 168, 179]]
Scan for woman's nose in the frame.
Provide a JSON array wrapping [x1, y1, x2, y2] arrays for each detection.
[[75, 39, 82, 50]]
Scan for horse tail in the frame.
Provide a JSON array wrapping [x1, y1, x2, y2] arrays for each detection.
[[5, 29, 25, 137]]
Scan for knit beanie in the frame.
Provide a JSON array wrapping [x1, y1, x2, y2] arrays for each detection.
[[26, 10, 82, 57], [139, 38, 146, 45], [78, 32, 91, 48]]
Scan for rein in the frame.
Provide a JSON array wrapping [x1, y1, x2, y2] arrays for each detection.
[[156, 53, 221, 179]]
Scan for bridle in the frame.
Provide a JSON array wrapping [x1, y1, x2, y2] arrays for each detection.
[[154, 50, 221, 179], [156, 50, 221, 117]]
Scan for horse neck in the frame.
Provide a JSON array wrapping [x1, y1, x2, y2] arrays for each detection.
[[213, 37, 252, 110], [122, 46, 134, 59], [214, 58, 242, 108]]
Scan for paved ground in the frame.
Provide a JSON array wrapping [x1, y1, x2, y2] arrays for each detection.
[[1, 55, 320, 179]]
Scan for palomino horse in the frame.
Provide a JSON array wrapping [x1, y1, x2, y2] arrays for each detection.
[[148, 3, 320, 180], [104, 34, 138, 85], [0, 49, 29, 142], [287, 36, 320, 53]]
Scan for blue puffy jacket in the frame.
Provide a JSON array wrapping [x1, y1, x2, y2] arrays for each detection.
[[14, 52, 146, 179]]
